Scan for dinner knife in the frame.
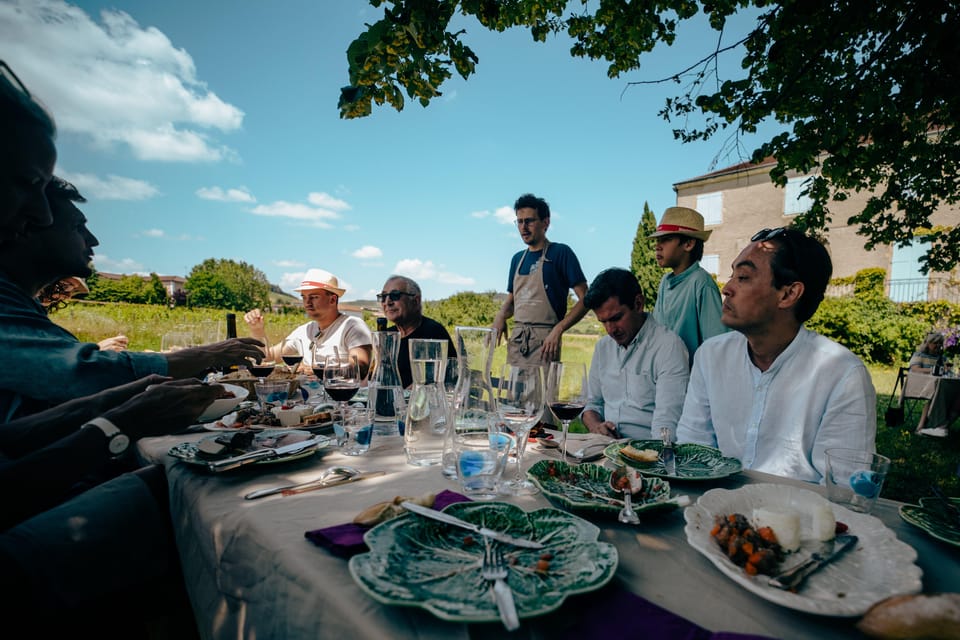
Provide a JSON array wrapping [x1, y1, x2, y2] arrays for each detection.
[[207, 438, 320, 472], [767, 534, 858, 591], [400, 501, 544, 549]]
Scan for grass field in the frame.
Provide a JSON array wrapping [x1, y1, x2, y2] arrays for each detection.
[[52, 301, 958, 504]]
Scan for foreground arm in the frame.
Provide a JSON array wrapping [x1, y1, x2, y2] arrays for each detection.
[[492, 293, 515, 347]]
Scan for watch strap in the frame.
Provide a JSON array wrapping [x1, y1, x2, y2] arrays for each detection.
[[84, 417, 130, 457]]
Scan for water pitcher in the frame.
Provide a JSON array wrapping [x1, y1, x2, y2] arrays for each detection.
[[368, 331, 405, 436], [404, 339, 450, 466], [442, 326, 498, 476]]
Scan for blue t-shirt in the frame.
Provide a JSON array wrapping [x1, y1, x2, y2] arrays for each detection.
[[507, 242, 587, 322]]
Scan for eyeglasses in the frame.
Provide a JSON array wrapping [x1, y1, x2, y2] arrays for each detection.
[[0, 61, 31, 99], [376, 290, 416, 303], [516, 217, 540, 227], [751, 227, 788, 242]]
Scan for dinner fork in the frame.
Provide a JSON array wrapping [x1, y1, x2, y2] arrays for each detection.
[[481, 539, 519, 631]]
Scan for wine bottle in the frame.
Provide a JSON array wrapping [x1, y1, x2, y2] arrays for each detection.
[[376, 316, 387, 331], [226, 313, 238, 339]]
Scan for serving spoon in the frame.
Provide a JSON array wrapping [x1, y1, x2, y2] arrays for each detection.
[[244, 465, 360, 500]]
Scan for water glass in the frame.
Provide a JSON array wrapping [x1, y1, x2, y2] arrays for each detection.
[[335, 401, 374, 455], [824, 448, 891, 514], [455, 430, 513, 500], [254, 380, 289, 412], [404, 339, 449, 467]]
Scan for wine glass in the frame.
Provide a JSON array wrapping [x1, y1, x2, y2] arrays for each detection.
[[310, 342, 329, 403], [495, 363, 544, 496], [247, 338, 276, 383], [545, 361, 587, 460], [324, 354, 361, 444], [281, 338, 304, 374]]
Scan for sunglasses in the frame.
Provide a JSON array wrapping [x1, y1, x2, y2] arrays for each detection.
[[751, 227, 788, 242], [376, 290, 415, 303]]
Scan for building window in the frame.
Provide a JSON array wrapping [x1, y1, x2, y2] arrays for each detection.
[[696, 192, 722, 225], [701, 254, 720, 276], [784, 177, 813, 216], [889, 237, 930, 302]]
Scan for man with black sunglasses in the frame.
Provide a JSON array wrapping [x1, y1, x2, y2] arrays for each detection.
[[377, 275, 455, 387], [676, 227, 876, 484]]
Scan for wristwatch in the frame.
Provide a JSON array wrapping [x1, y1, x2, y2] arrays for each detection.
[[84, 417, 131, 458]]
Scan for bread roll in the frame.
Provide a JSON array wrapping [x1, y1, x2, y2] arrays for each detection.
[[620, 445, 658, 463], [857, 593, 960, 639]]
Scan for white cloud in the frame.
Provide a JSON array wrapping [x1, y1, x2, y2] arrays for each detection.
[[93, 254, 144, 273], [307, 192, 351, 211], [250, 201, 339, 226], [470, 210, 490, 218], [494, 205, 516, 224], [352, 245, 383, 259], [196, 186, 256, 203], [58, 171, 160, 201], [1, 0, 243, 163], [274, 260, 305, 268], [142, 229, 165, 237], [394, 259, 475, 286]]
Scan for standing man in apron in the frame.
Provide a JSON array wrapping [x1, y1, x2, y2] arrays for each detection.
[[492, 193, 589, 367]]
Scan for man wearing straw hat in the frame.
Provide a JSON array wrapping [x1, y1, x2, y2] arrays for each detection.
[[648, 206, 726, 366], [244, 268, 373, 376]]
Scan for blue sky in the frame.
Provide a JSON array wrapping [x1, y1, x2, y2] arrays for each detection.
[[3, 0, 770, 301]]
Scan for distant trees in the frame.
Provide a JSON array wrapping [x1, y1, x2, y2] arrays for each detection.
[[185, 259, 271, 311], [424, 291, 501, 330], [630, 202, 666, 308], [87, 271, 168, 305]]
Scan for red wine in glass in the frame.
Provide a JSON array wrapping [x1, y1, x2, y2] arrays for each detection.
[[282, 355, 303, 370], [248, 363, 276, 379], [549, 402, 585, 422], [324, 384, 359, 403]]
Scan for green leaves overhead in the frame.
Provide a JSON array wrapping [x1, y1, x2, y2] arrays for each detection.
[[341, 0, 959, 273]]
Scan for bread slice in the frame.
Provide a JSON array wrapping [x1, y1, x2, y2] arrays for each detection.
[[620, 444, 659, 463]]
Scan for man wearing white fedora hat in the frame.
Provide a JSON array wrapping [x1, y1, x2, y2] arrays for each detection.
[[648, 206, 726, 366], [244, 268, 373, 376]]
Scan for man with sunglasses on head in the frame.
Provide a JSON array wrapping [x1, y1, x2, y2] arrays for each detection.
[[244, 268, 373, 377], [377, 275, 455, 388], [492, 193, 589, 365], [676, 227, 876, 484]]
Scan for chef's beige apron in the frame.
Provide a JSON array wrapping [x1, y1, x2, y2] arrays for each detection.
[[508, 241, 561, 366]]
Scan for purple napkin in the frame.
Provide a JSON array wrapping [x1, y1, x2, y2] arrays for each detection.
[[305, 489, 470, 558], [556, 585, 774, 640]]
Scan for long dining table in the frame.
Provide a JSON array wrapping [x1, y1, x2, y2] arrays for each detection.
[[136, 428, 959, 640]]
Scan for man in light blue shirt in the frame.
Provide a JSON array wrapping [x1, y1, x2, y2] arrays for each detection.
[[649, 207, 726, 366], [676, 228, 876, 484], [581, 268, 689, 440]]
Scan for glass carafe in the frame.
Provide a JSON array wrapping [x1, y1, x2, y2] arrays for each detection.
[[404, 339, 449, 466], [369, 331, 405, 436], [442, 327, 498, 477]]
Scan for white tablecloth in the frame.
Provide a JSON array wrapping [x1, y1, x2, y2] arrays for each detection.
[[137, 430, 959, 640]]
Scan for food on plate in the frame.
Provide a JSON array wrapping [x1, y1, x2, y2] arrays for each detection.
[[215, 429, 257, 451], [710, 513, 784, 576], [197, 439, 227, 456], [620, 445, 659, 464], [216, 406, 282, 429], [857, 593, 960, 639], [752, 507, 801, 552], [302, 410, 332, 426], [811, 502, 837, 542], [216, 388, 237, 399], [353, 492, 437, 527]]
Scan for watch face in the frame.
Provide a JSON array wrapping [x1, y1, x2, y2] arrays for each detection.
[[109, 433, 131, 456]]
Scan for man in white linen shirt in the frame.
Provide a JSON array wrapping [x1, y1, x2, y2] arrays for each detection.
[[676, 227, 876, 484], [581, 268, 690, 440], [244, 268, 373, 377]]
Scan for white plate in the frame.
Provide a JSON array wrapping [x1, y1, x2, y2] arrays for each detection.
[[196, 383, 249, 422], [683, 484, 922, 617]]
